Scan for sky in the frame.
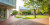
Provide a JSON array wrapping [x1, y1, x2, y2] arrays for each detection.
[[16, 0, 24, 11]]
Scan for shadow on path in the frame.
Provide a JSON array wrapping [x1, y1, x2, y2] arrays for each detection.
[[15, 19, 46, 25], [0, 16, 49, 25]]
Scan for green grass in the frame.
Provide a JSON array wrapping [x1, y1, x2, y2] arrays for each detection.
[[23, 15, 49, 19], [16, 15, 49, 19], [16, 15, 26, 18]]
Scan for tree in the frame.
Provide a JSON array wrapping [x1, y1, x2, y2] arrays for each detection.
[[23, 0, 41, 18], [48, 4, 50, 16], [48, 0, 50, 16], [38, 0, 50, 15], [23, 0, 50, 17]]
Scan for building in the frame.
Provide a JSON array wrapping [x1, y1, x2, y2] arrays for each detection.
[[0, 0, 16, 19], [19, 6, 34, 15]]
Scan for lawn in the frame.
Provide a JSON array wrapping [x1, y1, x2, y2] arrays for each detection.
[[16, 15, 49, 19]]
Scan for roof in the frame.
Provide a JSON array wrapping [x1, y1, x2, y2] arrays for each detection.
[[20, 6, 30, 10], [0, 0, 16, 8]]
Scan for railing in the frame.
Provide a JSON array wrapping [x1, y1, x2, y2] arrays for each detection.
[[0, 0, 16, 7]]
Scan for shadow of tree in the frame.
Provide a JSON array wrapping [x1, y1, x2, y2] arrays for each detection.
[[0, 16, 48, 25], [15, 19, 46, 25]]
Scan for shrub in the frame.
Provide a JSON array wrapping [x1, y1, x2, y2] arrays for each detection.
[[22, 10, 31, 15], [22, 11, 27, 14], [27, 11, 31, 15], [19, 12, 22, 15], [36, 9, 41, 14], [12, 10, 18, 15]]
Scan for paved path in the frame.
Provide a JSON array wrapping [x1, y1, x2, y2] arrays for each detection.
[[0, 16, 49, 25], [49, 17, 50, 25]]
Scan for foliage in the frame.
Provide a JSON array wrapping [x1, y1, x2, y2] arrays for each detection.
[[27, 10, 31, 14], [23, 0, 42, 18], [36, 9, 41, 14], [38, 0, 49, 14], [48, 4, 50, 15], [12, 10, 18, 15], [19, 12, 22, 15], [36, 9, 48, 14], [23, 0, 48, 14], [23, 0, 41, 9], [22, 11, 31, 15], [22, 11, 27, 14]]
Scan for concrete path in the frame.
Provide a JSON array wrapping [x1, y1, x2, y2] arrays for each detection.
[[49, 17, 50, 25], [0, 16, 49, 25]]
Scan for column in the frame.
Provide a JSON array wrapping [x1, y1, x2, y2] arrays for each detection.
[[6, 9, 10, 19]]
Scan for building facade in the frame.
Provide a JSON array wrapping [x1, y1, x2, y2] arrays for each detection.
[[0, 0, 16, 19]]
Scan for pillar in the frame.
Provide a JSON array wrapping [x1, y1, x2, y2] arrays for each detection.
[[6, 9, 10, 19]]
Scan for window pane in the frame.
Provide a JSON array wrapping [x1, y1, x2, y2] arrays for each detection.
[[9, 0, 13, 4]]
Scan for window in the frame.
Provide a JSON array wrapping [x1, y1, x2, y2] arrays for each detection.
[[13, 0, 16, 5], [5, 0, 9, 2], [0, 8, 6, 18], [9, 0, 13, 4]]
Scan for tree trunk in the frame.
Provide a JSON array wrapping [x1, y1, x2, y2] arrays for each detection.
[[48, 8, 50, 16], [48, 4, 50, 16], [34, 9, 36, 18]]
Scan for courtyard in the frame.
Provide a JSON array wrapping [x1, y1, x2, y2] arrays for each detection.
[[0, 16, 49, 25], [0, 0, 50, 25]]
